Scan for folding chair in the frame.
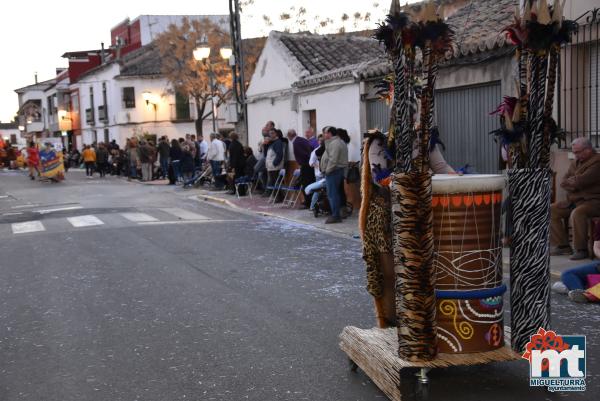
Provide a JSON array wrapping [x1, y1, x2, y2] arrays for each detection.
[[282, 169, 303, 208], [267, 169, 286, 205], [234, 176, 254, 199]]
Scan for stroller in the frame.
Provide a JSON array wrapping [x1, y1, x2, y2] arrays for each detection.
[[183, 164, 213, 189]]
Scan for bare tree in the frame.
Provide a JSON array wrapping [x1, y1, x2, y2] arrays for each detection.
[[155, 18, 232, 135]]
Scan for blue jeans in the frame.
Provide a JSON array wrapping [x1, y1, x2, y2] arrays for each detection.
[[171, 160, 181, 181], [325, 168, 344, 219], [210, 160, 223, 188], [561, 262, 600, 290], [129, 163, 137, 178], [160, 158, 169, 178], [305, 179, 326, 210]]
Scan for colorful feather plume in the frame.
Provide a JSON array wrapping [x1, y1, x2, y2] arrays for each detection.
[[374, 13, 411, 53], [490, 121, 527, 146], [490, 96, 518, 117]]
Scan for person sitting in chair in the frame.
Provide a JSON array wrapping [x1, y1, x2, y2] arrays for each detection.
[[551, 137, 600, 260]]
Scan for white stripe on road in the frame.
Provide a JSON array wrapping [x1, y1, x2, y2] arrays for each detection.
[[67, 215, 104, 228], [120, 212, 159, 222], [37, 206, 83, 214], [12, 220, 45, 234], [11, 204, 39, 209], [138, 219, 243, 226], [160, 208, 209, 221]]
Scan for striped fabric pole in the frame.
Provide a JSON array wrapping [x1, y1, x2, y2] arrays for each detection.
[[540, 47, 559, 168], [509, 168, 552, 352], [393, 46, 412, 173], [527, 54, 548, 169]]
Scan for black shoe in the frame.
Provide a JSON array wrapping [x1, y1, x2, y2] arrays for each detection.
[[570, 250, 589, 261], [325, 216, 342, 224]]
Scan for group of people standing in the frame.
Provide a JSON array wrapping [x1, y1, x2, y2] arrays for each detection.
[[254, 121, 350, 224]]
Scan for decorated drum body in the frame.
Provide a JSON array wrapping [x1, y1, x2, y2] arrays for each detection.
[[431, 174, 506, 353]]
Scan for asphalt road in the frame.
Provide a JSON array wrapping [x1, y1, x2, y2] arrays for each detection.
[[0, 170, 597, 401]]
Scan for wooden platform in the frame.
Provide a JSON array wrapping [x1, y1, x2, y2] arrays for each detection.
[[339, 326, 520, 401]]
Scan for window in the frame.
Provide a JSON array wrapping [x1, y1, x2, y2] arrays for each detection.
[[104, 128, 109, 144], [175, 92, 190, 120], [102, 83, 108, 120], [89, 86, 95, 125], [122, 87, 135, 108], [47, 96, 54, 115]]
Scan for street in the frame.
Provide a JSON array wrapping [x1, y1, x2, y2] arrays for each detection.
[[0, 169, 597, 401]]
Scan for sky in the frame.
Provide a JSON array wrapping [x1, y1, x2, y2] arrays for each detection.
[[0, 0, 413, 123]]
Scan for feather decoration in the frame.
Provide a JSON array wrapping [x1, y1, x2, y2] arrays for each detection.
[[554, 19, 578, 44], [490, 96, 518, 117], [489, 121, 527, 146], [373, 165, 392, 182], [374, 13, 411, 53], [504, 12, 527, 46], [526, 20, 558, 53]]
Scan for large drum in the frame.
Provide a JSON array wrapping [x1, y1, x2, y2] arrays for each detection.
[[431, 174, 506, 353]]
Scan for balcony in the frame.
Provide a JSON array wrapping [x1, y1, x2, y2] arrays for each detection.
[[85, 108, 95, 125]]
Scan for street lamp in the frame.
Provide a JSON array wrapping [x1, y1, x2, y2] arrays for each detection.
[[194, 37, 231, 133]]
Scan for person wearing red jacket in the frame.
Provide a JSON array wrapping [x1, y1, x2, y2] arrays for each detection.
[[26, 142, 40, 180]]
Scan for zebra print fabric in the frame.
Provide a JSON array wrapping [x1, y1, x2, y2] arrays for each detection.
[[393, 47, 412, 173], [527, 55, 549, 169], [391, 171, 438, 361], [540, 48, 559, 169], [508, 168, 552, 353]]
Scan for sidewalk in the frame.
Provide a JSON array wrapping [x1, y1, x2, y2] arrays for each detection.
[[192, 188, 585, 279], [194, 188, 361, 238]]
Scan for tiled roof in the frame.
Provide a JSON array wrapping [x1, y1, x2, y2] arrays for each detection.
[[118, 36, 267, 78], [119, 44, 161, 77], [288, 0, 517, 88], [277, 31, 383, 81], [14, 78, 57, 93], [448, 0, 516, 57]]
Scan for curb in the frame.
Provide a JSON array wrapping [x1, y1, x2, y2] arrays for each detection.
[[193, 192, 361, 240]]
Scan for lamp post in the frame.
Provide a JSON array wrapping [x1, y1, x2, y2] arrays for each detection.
[[228, 0, 249, 144], [194, 38, 232, 134]]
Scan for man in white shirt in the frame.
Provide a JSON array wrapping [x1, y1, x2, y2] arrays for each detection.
[[207, 133, 226, 189], [198, 134, 208, 162]]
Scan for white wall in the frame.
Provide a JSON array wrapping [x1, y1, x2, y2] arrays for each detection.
[[564, 0, 599, 20], [74, 66, 229, 148], [297, 83, 362, 161], [246, 34, 302, 97], [247, 96, 296, 152]]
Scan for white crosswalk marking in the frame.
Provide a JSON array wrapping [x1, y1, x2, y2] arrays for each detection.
[[120, 212, 158, 222], [11, 220, 45, 234], [67, 215, 104, 228], [160, 208, 209, 221]]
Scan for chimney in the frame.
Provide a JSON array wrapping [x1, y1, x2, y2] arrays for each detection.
[[34, 72, 38, 84], [101, 42, 106, 63]]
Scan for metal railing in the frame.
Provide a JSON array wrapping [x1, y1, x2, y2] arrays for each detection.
[[558, 8, 600, 148]]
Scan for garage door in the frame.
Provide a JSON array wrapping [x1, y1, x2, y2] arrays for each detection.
[[435, 82, 502, 174], [366, 99, 391, 133]]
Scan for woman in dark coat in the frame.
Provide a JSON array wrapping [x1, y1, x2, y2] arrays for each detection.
[[180, 145, 195, 181], [169, 139, 183, 182]]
